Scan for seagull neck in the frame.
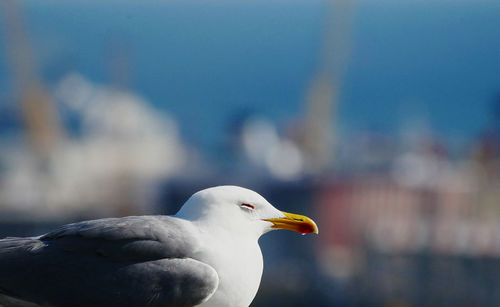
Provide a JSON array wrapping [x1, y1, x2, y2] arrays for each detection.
[[194, 218, 261, 242]]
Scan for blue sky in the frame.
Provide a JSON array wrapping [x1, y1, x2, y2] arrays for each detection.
[[1, 0, 499, 151]]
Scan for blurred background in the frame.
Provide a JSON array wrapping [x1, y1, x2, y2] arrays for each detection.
[[1, 0, 500, 305]]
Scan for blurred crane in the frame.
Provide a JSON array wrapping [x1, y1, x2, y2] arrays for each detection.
[[1, 0, 62, 163], [301, 0, 354, 174]]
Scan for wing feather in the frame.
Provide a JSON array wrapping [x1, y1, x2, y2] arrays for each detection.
[[0, 216, 219, 307], [41, 216, 195, 260]]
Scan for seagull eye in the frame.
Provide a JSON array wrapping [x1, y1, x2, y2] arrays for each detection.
[[240, 203, 255, 210]]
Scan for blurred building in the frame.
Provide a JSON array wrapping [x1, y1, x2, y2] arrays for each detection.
[[0, 74, 186, 219]]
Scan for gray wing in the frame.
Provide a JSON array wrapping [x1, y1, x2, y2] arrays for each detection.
[[0, 216, 219, 307], [41, 216, 198, 261]]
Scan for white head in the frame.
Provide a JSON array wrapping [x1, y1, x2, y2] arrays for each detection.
[[175, 186, 318, 238]]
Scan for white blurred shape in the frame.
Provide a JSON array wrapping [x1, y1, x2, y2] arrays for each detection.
[[266, 140, 303, 180], [54, 72, 94, 111], [0, 73, 186, 217], [242, 118, 279, 164], [392, 153, 430, 188], [241, 117, 304, 180]]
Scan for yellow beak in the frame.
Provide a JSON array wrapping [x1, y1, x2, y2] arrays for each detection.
[[265, 211, 319, 234]]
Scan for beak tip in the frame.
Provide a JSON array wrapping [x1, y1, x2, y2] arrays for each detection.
[[311, 223, 319, 235], [267, 211, 319, 235]]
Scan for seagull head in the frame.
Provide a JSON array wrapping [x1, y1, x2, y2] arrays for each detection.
[[176, 186, 318, 238]]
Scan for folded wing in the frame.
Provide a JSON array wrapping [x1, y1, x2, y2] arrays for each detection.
[[0, 216, 218, 307]]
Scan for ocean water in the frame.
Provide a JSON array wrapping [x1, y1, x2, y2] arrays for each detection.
[[1, 0, 499, 152]]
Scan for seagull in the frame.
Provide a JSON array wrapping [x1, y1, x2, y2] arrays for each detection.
[[0, 186, 318, 307]]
